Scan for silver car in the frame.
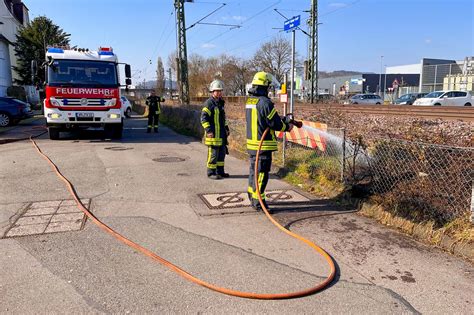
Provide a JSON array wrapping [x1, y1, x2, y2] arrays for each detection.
[[349, 94, 383, 105]]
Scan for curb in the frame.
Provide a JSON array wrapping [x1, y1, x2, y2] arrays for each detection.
[[358, 201, 474, 263], [270, 162, 474, 263]]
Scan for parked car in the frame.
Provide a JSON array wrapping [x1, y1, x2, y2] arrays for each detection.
[[0, 97, 33, 127], [121, 96, 132, 118], [394, 93, 428, 105], [349, 94, 383, 105], [413, 91, 472, 106]]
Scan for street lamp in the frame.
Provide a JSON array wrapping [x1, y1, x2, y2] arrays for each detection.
[[378, 55, 383, 96]]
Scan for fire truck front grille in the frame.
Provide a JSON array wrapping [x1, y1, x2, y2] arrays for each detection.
[[56, 98, 110, 106]]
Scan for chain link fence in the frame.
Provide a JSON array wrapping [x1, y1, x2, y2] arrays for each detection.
[[360, 140, 473, 224], [277, 128, 473, 223]]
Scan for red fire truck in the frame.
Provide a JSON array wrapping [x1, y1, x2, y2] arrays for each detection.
[[40, 46, 131, 140]]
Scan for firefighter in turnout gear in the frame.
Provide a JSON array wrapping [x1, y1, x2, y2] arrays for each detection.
[[246, 72, 294, 212], [201, 79, 230, 180], [146, 90, 165, 133]]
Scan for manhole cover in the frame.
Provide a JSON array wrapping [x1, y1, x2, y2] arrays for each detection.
[[104, 146, 133, 151], [153, 157, 186, 163], [196, 189, 311, 216], [2, 199, 89, 238]]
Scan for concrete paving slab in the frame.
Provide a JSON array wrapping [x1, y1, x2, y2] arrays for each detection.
[[57, 205, 82, 213], [29, 200, 62, 209], [0, 239, 98, 313], [50, 212, 85, 222], [45, 220, 83, 233], [24, 206, 57, 216], [15, 214, 52, 225], [6, 223, 47, 237]]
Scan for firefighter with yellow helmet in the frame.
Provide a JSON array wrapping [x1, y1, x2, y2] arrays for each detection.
[[246, 71, 293, 212], [201, 79, 230, 180]]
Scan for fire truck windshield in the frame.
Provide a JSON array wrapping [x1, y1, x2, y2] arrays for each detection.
[[47, 60, 118, 87]]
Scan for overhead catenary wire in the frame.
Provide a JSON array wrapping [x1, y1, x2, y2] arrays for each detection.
[[188, 0, 282, 52]]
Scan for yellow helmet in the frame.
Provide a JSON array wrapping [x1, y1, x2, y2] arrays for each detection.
[[251, 71, 272, 87]]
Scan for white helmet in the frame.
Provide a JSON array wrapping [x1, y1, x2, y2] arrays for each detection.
[[209, 79, 224, 92]]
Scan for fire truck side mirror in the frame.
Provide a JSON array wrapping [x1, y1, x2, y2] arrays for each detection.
[[31, 60, 37, 83], [125, 64, 131, 78], [125, 78, 132, 85]]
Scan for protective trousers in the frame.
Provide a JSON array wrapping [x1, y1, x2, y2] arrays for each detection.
[[248, 152, 272, 207], [207, 145, 226, 176], [147, 111, 159, 131]]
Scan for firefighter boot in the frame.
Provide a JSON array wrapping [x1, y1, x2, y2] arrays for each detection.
[[252, 199, 272, 214], [207, 170, 222, 180], [146, 128, 151, 133], [217, 166, 229, 178]]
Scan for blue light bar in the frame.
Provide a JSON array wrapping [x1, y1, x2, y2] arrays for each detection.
[[47, 48, 64, 53], [98, 51, 114, 56]]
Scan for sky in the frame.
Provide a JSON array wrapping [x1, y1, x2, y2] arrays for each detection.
[[26, 0, 474, 82]]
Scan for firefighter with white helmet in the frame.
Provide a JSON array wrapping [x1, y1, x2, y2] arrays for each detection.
[[200, 79, 230, 180], [246, 71, 294, 212]]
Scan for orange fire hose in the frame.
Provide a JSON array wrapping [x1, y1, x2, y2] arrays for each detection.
[[26, 127, 335, 300]]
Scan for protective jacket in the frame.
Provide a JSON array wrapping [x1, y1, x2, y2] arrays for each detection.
[[245, 86, 290, 153], [146, 95, 164, 114], [201, 97, 228, 146]]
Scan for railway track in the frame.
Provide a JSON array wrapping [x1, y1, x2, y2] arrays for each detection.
[[189, 97, 474, 122], [290, 103, 474, 122]]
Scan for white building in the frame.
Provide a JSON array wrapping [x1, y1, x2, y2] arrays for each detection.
[[0, 0, 29, 96]]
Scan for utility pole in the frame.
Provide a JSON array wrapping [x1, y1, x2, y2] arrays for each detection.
[[309, 0, 318, 103], [174, 0, 190, 105], [168, 68, 172, 98]]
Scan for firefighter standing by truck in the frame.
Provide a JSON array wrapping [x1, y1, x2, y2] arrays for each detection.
[[146, 90, 165, 133], [246, 72, 294, 212], [201, 79, 230, 180]]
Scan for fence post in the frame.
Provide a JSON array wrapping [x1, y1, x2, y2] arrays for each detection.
[[471, 181, 474, 223], [341, 128, 346, 183], [282, 102, 287, 167]]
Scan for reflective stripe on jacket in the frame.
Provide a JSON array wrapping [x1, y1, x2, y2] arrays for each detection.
[[245, 94, 289, 153], [201, 97, 228, 146], [146, 96, 164, 114]]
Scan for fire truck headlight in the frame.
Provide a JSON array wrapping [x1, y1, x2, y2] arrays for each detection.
[[105, 98, 117, 106], [47, 113, 62, 119], [108, 113, 120, 119], [50, 97, 61, 107]]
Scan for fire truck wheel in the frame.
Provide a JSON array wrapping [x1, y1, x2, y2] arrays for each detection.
[[105, 123, 123, 139], [48, 128, 60, 140], [112, 124, 123, 139]]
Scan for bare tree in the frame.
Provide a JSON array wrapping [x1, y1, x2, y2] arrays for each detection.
[[219, 56, 252, 96], [156, 57, 165, 95], [188, 53, 211, 97], [166, 51, 177, 81], [251, 36, 292, 84]]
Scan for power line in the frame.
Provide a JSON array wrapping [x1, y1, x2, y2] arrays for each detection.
[[320, 0, 361, 17], [189, 0, 282, 51]]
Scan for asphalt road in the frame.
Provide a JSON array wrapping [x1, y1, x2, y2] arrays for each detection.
[[0, 117, 472, 314]]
